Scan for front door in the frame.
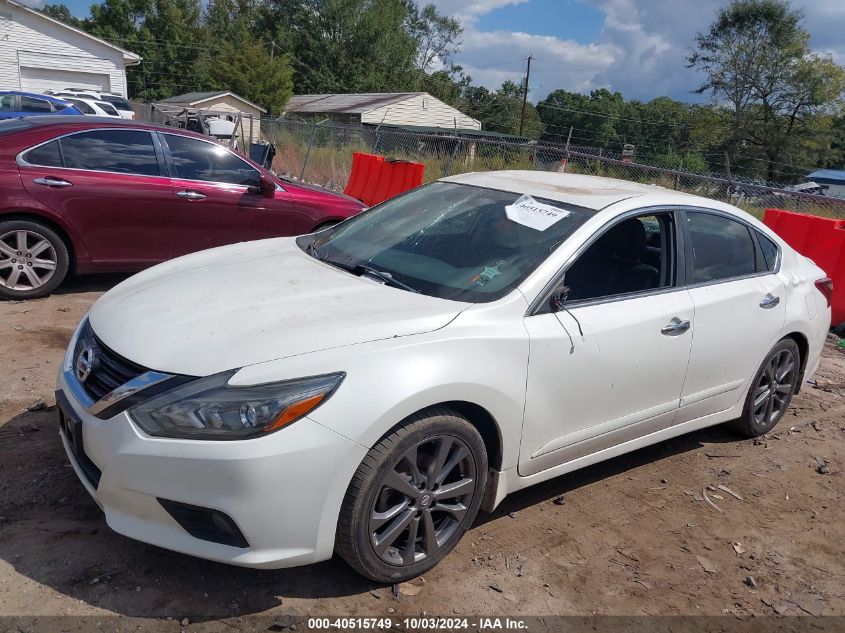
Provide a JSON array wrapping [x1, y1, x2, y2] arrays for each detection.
[[159, 133, 296, 257], [520, 211, 694, 476], [19, 128, 174, 267]]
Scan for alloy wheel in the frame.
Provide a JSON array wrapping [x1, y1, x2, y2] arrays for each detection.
[[0, 230, 58, 291], [369, 435, 477, 567], [752, 348, 796, 427]]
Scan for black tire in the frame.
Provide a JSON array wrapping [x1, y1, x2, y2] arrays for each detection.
[[0, 219, 69, 300], [336, 407, 488, 582], [730, 338, 801, 437]]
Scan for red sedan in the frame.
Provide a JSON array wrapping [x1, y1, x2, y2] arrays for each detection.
[[0, 116, 365, 299]]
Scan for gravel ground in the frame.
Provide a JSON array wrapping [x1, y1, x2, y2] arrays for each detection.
[[0, 275, 843, 626]]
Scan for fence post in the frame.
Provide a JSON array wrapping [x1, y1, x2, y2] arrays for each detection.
[[443, 140, 462, 177], [560, 127, 573, 173], [532, 143, 538, 170], [723, 151, 733, 202], [595, 147, 602, 175], [300, 123, 319, 181]]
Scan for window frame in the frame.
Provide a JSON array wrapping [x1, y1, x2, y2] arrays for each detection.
[[529, 206, 688, 316], [680, 207, 782, 289], [17, 127, 167, 179], [156, 131, 260, 187]]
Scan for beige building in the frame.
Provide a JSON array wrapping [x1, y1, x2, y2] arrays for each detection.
[[157, 91, 266, 143], [284, 92, 481, 131]]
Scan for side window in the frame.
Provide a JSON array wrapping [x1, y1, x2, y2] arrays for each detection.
[[0, 95, 16, 112], [563, 213, 675, 302], [23, 140, 63, 167], [66, 99, 95, 115], [59, 129, 160, 176], [163, 134, 260, 187], [21, 96, 52, 113], [755, 231, 779, 272], [687, 212, 756, 283]]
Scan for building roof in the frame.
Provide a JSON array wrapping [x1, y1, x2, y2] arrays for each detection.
[[378, 123, 526, 142], [159, 91, 267, 113], [4, 0, 140, 65], [284, 93, 424, 114], [443, 170, 698, 211], [808, 169, 845, 183]]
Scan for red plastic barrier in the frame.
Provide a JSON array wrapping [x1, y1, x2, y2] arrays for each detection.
[[344, 153, 424, 207], [343, 152, 384, 203], [763, 208, 845, 326]]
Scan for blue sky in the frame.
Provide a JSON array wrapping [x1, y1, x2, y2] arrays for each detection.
[[33, 0, 845, 105]]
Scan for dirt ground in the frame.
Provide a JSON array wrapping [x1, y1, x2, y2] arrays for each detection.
[[1, 275, 843, 624]]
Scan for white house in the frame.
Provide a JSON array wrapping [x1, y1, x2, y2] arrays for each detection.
[[0, 0, 140, 97], [284, 93, 482, 131]]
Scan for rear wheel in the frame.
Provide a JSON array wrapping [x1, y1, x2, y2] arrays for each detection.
[[730, 338, 800, 437], [336, 407, 487, 582], [0, 220, 69, 300]]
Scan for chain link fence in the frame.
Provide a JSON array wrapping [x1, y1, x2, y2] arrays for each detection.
[[261, 119, 845, 219]]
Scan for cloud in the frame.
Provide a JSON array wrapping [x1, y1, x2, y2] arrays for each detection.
[[432, 0, 845, 103]]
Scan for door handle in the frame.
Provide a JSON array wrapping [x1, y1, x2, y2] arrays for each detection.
[[176, 190, 207, 200], [759, 293, 780, 309], [33, 177, 72, 188], [661, 317, 691, 336]]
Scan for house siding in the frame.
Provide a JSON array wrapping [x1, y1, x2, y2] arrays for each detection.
[[0, 0, 130, 97], [361, 94, 481, 130]]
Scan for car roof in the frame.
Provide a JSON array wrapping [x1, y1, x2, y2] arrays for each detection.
[[442, 170, 702, 211], [1, 114, 206, 137], [0, 91, 71, 104]]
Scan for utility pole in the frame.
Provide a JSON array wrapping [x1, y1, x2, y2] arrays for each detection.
[[519, 54, 533, 137]]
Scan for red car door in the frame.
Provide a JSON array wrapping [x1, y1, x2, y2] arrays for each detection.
[[19, 128, 175, 267], [159, 133, 307, 256]]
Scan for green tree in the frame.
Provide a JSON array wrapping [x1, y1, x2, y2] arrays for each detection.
[[404, 2, 462, 73], [688, 0, 845, 182], [40, 4, 85, 29]]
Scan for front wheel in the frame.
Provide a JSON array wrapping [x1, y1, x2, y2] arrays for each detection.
[[336, 407, 488, 582], [0, 220, 69, 300], [730, 338, 800, 437]]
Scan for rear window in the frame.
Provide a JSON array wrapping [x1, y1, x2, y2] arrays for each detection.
[[21, 96, 52, 113], [23, 140, 62, 167], [100, 96, 132, 110], [96, 102, 120, 116]]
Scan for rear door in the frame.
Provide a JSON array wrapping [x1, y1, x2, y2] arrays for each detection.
[[675, 209, 787, 424], [19, 128, 175, 266], [159, 132, 299, 256]]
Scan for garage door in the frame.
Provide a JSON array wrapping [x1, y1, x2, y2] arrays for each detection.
[[19, 66, 111, 94]]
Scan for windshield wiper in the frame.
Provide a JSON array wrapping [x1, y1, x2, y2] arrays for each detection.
[[307, 242, 418, 293], [355, 265, 420, 293]]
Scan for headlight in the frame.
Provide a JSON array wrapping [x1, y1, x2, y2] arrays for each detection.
[[129, 371, 344, 440]]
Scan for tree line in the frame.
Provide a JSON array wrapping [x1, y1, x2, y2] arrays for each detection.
[[42, 0, 845, 185]]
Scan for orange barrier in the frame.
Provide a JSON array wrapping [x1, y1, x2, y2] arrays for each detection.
[[763, 208, 845, 326], [344, 152, 424, 207]]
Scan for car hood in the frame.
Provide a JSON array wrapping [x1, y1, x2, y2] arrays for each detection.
[[88, 238, 468, 376]]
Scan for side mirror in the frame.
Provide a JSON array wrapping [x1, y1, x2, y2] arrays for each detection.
[[549, 285, 571, 312], [250, 172, 275, 197]]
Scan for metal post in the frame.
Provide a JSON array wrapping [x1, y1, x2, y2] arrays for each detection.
[[724, 151, 733, 201], [559, 127, 573, 173], [443, 140, 462, 177], [300, 122, 318, 181]]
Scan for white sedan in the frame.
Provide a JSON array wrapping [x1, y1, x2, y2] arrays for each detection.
[[57, 171, 832, 582]]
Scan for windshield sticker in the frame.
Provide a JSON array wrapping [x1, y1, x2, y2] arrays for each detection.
[[505, 195, 571, 231], [472, 260, 505, 287]]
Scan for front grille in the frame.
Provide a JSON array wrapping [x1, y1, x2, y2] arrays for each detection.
[[73, 320, 147, 402]]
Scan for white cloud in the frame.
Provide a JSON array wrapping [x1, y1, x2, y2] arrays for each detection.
[[432, 0, 845, 103]]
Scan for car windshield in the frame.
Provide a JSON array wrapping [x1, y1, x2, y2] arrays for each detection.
[[298, 181, 593, 303]]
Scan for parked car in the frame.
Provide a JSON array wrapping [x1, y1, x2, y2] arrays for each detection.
[[0, 116, 365, 299], [0, 91, 81, 119], [46, 89, 135, 120], [55, 171, 831, 581], [52, 95, 122, 118]]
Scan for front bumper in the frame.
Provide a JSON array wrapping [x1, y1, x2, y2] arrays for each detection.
[[56, 369, 367, 569]]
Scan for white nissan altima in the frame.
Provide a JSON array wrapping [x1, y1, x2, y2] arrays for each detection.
[[57, 171, 832, 582]]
